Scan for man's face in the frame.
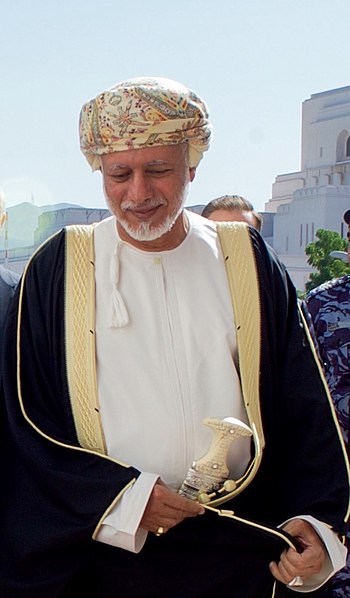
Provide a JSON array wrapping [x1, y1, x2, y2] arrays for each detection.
[[101, 143, 195, 251]]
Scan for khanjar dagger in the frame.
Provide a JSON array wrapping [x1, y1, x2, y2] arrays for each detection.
[[178, 416, 253, 503]]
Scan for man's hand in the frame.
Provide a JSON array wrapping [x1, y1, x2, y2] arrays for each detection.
[[140, 479, 205, 534], [269, 519, 327, 586]]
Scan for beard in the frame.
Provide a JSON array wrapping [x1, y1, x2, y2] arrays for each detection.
[[111, 190, 188, 242]]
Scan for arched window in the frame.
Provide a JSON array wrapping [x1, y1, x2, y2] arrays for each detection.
[[336, 130, 349, 161], [346, 136, 350, 157]]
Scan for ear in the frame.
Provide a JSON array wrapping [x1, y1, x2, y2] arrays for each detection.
[[189, 167, 196, 182]]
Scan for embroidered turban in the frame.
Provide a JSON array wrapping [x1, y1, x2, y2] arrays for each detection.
[[79, 77, 212, 171]]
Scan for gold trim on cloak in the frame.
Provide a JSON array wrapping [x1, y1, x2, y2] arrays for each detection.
[[205, 222, 264, 507], [15, 227, 131, 473], [65, 224, 107, 454]]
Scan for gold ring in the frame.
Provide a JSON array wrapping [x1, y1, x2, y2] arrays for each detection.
[[288, 576, 303, 587], [154, 526, 164, 537]]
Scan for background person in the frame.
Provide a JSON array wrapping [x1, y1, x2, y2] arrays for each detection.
[[202, 194, 262, 230], [306, 209, 350, 598], [0, 77, 348, 597]]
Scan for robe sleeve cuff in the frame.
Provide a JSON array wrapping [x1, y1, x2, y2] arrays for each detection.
[[95, 472, 159, 553], [279, 514, 347, 592]]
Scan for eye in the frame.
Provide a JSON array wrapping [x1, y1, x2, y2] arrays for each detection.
[[147, 168, 172, 177], [110, 172, 130, 181]]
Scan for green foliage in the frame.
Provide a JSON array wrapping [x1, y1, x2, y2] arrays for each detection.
[[305, 229, 349, 291]]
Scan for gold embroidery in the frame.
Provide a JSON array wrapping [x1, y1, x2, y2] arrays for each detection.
[[65, 225, 106, 454], [211, 222, 264, 506]]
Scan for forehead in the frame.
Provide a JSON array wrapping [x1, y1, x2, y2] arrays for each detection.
[[101, 143, 187, 169], [209, 208, 255, 225]]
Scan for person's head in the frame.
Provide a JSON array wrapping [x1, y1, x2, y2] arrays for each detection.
[[79, 77, 212, 249], [202, 195, 262, 231]]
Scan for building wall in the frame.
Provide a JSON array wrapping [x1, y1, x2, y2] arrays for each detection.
[[301, 86, 350, 169], [34, 207, 110, 247], [266, 85, 350, 290], [1, 206, 110, 274]]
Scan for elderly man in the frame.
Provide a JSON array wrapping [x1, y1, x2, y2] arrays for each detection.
[[202, 194, 262, 230], [0, 78, 348, 597]]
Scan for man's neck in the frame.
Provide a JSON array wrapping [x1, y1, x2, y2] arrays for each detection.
[[116, 211, 189, 252]]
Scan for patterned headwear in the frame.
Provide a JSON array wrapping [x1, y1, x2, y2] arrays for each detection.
[[79, 77, 212, 171]]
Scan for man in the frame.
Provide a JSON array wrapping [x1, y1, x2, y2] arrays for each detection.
[[306, 209, 350, 597], [0, 77, 348, 597], [0, 191, 20, 370], [202, 194, 262, 230]]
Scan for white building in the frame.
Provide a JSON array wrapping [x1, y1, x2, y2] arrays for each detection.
[[266, 85, 350, 290], [0, 204, 110, 274]]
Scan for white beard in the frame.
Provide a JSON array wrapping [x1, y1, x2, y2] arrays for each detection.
[[114, 190, 188, 242], [117, 211, 181, 241]]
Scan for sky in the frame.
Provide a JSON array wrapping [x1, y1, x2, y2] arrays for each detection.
[[1, 0, 350, 214]]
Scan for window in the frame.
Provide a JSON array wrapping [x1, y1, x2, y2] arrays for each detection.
[[346, 136, 350, 157], [336, 130, 349, 162]]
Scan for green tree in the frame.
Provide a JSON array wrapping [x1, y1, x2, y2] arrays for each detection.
[[305, 229, 349, 291]]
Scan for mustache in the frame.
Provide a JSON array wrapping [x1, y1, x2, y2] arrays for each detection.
[[121, 198, 167, 211]]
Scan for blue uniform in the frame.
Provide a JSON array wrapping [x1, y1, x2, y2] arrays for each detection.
[[307, 275, 350, 598]]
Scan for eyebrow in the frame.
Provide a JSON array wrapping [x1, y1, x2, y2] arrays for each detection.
[[107, 160, 171, 171]]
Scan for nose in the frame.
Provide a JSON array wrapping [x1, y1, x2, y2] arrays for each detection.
[[128, 171, 152, 203]]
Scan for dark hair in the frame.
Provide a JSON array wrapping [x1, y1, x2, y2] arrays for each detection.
[[202, 195, 262, 231]]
